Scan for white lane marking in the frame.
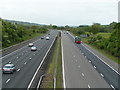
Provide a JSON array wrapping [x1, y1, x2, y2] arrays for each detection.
[[88, 84, 91, 88], [89, 60, 91, 63], [61, 34, 66, 89], [85, 56, 87, 58], [9, 62, 11, 63], [0, 68, 1, 70], [82, 73, 84, 77], [78, 65, 80, 68], [17, 69, 20, 72], [100, 73, 104, 77], [94, 66, 96, 69], [16, 57, 18, 59], [6, 79, 10, 83], [30, 58, 32, 59], [110, 85, 115, 90], [27, 35, 57, 89], [34, 54, 35, 55], [68, 31, 120, 75], [24, 62, 26, 64], [81, 44, 120, 75]]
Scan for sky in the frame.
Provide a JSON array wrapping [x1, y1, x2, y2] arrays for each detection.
[[0, 0, 119, 26]]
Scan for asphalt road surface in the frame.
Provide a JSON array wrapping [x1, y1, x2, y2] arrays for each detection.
[[1, 30, 58, 88], [61, 31, 115, 88]]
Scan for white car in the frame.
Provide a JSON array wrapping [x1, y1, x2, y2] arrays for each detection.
[[2, 64, 16, 74], [31, 46, 37, 51], [46, 37, 50, 40], [29, 43, 33, 47]]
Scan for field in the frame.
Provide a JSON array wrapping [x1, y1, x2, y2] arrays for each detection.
[[96, 33, 111, 38]]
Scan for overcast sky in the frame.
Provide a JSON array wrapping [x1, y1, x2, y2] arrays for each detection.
[[0, 0, 119, 26]]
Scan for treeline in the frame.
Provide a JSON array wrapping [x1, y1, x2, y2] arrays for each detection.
[[1, 19, 48, 48], [87, 23, 119, 58], [52, 22, 119, 59]]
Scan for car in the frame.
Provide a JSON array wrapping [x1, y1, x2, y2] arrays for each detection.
[[41, 37, 44, 39], [46, 37, 50, 40], [31, 46, 37, 51], [29, 43, 33, 47], [2, 64, 16, 74]]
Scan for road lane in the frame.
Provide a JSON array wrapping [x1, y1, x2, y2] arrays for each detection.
[[61, 32, 111, 88], [67, 31, 119, 89], [2, 30, 58, 88]]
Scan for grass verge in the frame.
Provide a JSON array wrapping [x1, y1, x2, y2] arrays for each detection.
[[71, 32, 119, 64]]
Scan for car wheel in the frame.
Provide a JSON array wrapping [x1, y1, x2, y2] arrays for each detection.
[[11, 71, 13, 74]]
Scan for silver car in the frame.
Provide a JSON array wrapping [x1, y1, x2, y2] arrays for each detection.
[[2, 64, 16, 74], [46, 37, 50, 40], [31, 46, 37, 51], [29, 43, 34, 47]]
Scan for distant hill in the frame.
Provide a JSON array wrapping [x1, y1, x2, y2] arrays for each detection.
[[5, 19, 45, 26]]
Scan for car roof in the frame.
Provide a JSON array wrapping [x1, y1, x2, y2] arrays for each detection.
[[32, 46, 36, 48], [5, 64, 14, 66]]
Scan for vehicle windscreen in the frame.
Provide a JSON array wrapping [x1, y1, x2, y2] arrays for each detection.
[[4, 66, 12, 68]]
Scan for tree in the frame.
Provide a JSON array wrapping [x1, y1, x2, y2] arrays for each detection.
[[90, 23, 101, 34]]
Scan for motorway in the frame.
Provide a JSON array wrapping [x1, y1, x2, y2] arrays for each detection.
[[61, 31, 119, 89], [1, 30, 58, 88]]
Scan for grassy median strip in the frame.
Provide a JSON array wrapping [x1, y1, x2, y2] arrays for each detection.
[[56, 34, 63, 88], [41, 33, 63, 88]]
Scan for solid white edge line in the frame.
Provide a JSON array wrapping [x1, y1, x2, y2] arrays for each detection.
[[6, 79, 10, 83], [61, 32, 66, 89], [1, 34, 48, 59], [81, 44, 120, 75], [27, 35, 57, 89], [68, 31, 120, 75]]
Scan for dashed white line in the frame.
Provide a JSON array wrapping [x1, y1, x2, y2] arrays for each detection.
[[9, 62, 11, 63], [6, 79, 10, 83], [89, 60, 91, 63], [30, 58, 32, 59], [16, 57, 18, 59], [17, 69, 20, 72], [100, 73, 104, 77], [24, 62, 27, 64], [82, 73, 84, 77], [88, 84, 91, 88], [94, 66, 96, 69], [78, 65, 80, 68]]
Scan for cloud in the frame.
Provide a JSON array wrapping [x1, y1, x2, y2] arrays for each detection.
[[0, 0, 118, 25]]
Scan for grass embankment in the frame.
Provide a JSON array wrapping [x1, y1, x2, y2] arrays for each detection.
[[41, 33, 63, 88], [71, 32, 119, 64]]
